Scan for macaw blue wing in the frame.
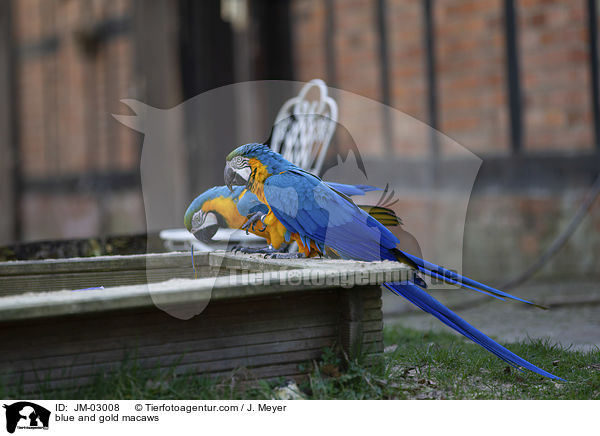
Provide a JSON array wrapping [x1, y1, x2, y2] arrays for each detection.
[[236, 190, 269, 217], [264, 170, 398, 261], [325, 182, 380, 197], [239, 181, 381, 216]]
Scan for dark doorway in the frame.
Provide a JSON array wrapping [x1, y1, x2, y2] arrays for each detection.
[[177, 0, 294, 194]]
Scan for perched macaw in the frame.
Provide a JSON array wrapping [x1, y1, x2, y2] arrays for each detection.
[[184, 183, 401, 249], [184, 186, 262, 242], [222, 143, 562, 380]]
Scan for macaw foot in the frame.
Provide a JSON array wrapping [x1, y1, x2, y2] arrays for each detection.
[[241, 212, 267, 234], [232, 245, 278, 254], [264, 252, 306, 260]]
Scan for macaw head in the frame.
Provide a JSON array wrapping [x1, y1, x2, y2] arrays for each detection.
[[184, 186, 245, 242], [189, 210, 220, 243], [224, 143, 291, 191]]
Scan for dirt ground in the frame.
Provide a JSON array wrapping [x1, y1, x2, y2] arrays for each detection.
[[383, 280, 600, 351]]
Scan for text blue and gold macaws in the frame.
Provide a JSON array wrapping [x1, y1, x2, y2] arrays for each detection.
[[222, 143, 562, 380]]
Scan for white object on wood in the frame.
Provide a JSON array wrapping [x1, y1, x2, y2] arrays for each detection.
[[159, 228, 264, 252]]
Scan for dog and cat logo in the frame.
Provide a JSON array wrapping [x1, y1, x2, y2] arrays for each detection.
[[2, 402, 50, 433]]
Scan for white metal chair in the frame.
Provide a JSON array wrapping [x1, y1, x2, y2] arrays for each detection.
[[269, 79, 338, 176]]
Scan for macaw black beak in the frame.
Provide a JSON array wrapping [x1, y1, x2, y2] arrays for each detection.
[[224, 163, 236, 192], [224, 162, 247, 192], [190, 211, 220, 242], [192, 225, 219, 243]]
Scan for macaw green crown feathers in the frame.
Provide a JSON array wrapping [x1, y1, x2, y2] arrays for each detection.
[[226, 143, 269, 161], [226, 143, 297, 174]]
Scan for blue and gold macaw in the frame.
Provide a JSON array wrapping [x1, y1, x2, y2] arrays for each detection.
[[223, 143, 562, 380], [184, 186, 262, 242], [184, 183, 400, 250]]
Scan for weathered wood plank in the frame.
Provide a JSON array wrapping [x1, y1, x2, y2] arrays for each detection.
[[4, 324, 339, 372], [1, 313, 382, 388], [0, 268, 202, 296], [17, 347, 320, 394], [363, 331, 383, 343], [0, 289, 339, 347], [0, 304, 381, 357], [363, 320, 383, 332], [0, 252, 389, 389], [15, 338, 385, 393], [21, 361, 310, 396], [10, 341, 334, 388], [0, 252, 200, 276], [0, 273, 385, 322]]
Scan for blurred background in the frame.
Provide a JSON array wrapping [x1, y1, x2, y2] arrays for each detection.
[[0, 0, 598, 285]]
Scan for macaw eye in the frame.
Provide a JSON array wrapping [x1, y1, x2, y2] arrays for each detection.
[[191, 211, 205, 229], [231, 156, 244, 168]]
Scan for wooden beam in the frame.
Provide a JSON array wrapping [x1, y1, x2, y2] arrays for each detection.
[[376, 0, 394, 156], [0, 0, 18, 245], [587, 0, 600, 150], [0, 251, 410, 320], [325, 0, 337, 86], [133, 0, 181, 109], [423, 0, 440, 181], [503, 0, 523, 153], [130, 0, 188, 231]]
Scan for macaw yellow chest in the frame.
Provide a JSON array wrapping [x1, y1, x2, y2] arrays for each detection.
[[247, 158, 270, 204], [245, 160, 320, 256]]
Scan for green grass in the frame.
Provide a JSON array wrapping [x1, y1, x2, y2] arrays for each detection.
[[3, 325, 599, 399], [381, 326, 600, 399]]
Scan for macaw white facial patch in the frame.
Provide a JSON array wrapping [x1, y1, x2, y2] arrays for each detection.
[[201, 212, 218, 229], [236, 166, 252, 182]]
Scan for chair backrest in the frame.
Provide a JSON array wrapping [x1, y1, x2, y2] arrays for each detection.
[[270, 79, 338, 176]]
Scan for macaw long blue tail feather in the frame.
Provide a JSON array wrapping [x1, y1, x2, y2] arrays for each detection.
[[424, 269, 506, 301], [383, 281, 563, 380], [401, 251, 545, 308]]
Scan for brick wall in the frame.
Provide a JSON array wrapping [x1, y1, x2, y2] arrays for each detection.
[[6, 0, 600, 280], [519, 0, 593, 152], [15, 0, 139, 179], [291, 0, 597, 155], [289, 0, 599, 281], [290, 0, 328, 81], [387, 0, 427, 123], [12, 0, 143, 241], [435, 0, 510, 154]]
